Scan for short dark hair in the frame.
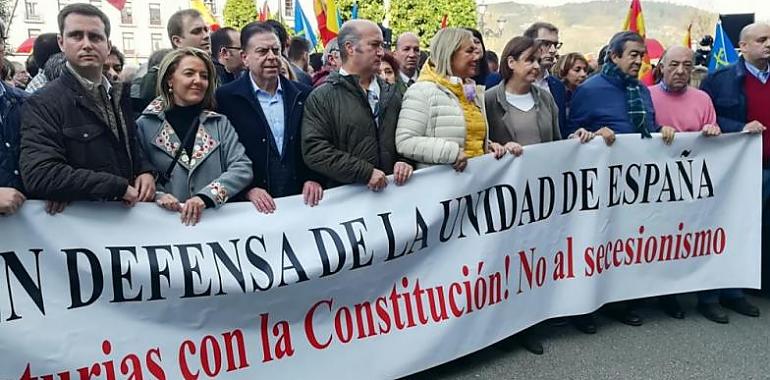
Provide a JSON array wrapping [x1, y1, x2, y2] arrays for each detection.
[[288, 36, 311, 61], [58, 3, 111, 38], [148, 48, 173, 68], [264, 20, 289, 52], [499, 36, 537, 81], [309, 52, 323, 72], [608, 31, 645, 58], [211, 27, 237, 59], [240, 22, 278, 51], [109, 46, 125, 66], [32, 33, 61, 68], [485, 50, 499, 65], [523, 22, 558, 39], [167, 9, 202, 46]]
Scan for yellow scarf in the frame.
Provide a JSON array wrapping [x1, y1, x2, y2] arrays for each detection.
[[418, 64, 486, 158]]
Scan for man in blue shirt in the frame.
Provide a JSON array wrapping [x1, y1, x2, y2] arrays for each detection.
[[568, 31, 659, 142], [0, 21, 28, 215], [216, 22, 322, 214]]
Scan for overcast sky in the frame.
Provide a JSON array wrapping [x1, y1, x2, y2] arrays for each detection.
[[481, 0, 770, 20]]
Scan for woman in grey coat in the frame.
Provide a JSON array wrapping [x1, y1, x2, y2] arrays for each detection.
[[136, 47, 253, 225], [485, 36, 593, 157]]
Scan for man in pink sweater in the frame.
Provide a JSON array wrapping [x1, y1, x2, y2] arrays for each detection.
[[650, 46, 721, 137], [649, 46, 730, 323]]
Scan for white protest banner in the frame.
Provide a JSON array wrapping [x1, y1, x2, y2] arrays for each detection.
[[0, 133, 761, 380]]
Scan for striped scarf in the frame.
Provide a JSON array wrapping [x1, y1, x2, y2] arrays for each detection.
[[602, 62, 651, 138]]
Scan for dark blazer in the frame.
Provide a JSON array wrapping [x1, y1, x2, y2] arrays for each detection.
[[215, 73, 317, 198], [700, 56, 749, 133], [546, 75, 568, 138], [20, 68, 153, 201], [0, 83, 28, 190]]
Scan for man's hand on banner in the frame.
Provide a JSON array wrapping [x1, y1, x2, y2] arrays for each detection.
[[247, 187, 277, 214], [743, 121, 766, 134], [660, 126, 676, 145], [134, 173, 156, 202], [0, 187, 25, 216], [596, 127, 616, 146], [393, 162, 414, 186], [122, 185, 139, 206], [702, 124, 721, 137], [368, 169, 388, 191], [44, 200, 68, 215], [303, 181, 324, 206]]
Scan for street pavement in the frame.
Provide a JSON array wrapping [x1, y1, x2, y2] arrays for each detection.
[[406, 294, 770, 380]]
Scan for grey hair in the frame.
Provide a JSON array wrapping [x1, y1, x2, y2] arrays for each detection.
[[337, 23, 362, 63], [608, 31, 645, 58], [322, 38, 339, 65]]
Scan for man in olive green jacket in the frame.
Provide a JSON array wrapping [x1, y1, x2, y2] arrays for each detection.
[[301, 20, 414, 191]]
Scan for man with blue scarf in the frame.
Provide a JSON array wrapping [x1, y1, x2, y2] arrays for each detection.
[[567, 31, 658, 143], [565, 31, 659, 332]]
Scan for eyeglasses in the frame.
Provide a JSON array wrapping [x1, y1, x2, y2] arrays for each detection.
[[537, 39, 563, 50]]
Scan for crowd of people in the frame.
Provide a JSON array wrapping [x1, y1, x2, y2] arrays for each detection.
[[0, 2, 768, 356]]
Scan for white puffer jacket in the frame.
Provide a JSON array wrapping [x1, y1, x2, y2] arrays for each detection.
[[396, 81, 489, 168]]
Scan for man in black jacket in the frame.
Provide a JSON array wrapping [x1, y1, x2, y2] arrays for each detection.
[[0, 20, 28, 216], [20, 3, 154, 213], [216, 22, 321, 214]]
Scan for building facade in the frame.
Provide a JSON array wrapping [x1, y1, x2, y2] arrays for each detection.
[[6, 0, 301, 65]]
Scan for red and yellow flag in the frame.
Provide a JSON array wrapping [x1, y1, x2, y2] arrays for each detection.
[[259, 2, 271, 21], [683, 23, 692, 48], [622, 0, 653, 85], [190, 0, 220, 31], [314, 0, 338, 45]]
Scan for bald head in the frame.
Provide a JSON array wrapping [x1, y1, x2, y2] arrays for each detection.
[[338, 19, 384, 76], [659, 45, 694, 92], [738, 22, 770, 68], [395, 32, 421, 77]]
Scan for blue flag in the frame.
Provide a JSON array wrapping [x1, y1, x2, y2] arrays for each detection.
[[351, 3, 359, 20], [294, 0, 318, 49], [708, 20, 739, 73]]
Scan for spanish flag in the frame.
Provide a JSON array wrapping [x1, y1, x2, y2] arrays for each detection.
[[190, 0, 220, 31], [622, 0, 652, 85], [314, 0, 340, 45], [683, 23, 692, 48]]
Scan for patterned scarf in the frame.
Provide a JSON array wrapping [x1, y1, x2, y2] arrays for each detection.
[[602, 62, 651, 138]]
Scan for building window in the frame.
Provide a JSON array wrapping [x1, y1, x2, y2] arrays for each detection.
[[151, 33, 163, 52], [25, 0, 41, 21], [204, 0, 216, 15], [284, 0, 293, 18], [122, 32, 135, 55], [121, 1, 133, 24], [89, 0, 101, 7], [149, 3, 161, 26], [28, 29, 41, 38]]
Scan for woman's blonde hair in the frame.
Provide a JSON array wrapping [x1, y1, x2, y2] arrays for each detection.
[[429, 28, 474, 77], [156, 47, 217, 111]]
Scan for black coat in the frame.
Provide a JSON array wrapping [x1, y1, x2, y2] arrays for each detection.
[[20, 68, 153, 201], [0, 83, 28, 190], [215, 73, 318, 198]]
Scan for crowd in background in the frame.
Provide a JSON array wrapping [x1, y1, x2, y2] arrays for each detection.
[[0, 2, 769, 356]]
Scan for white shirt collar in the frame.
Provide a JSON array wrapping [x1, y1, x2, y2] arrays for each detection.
[[399, 70, 418, 84], [249, 72, 282, 95], [66, 62, 112, 94], [339, 68, 380, 98]]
